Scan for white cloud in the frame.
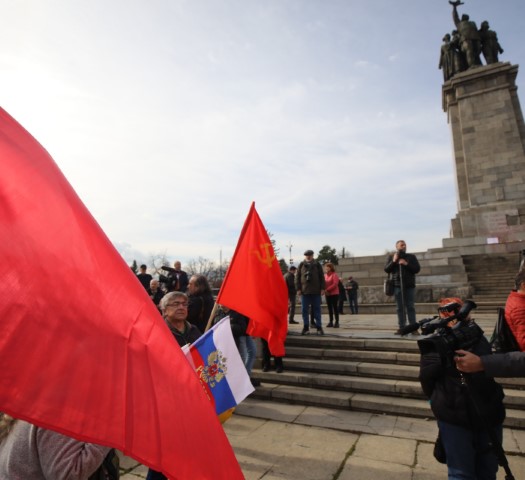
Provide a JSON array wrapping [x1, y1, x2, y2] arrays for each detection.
[[1, 0, 523, 266]]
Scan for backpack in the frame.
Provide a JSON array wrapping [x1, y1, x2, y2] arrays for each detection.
[[89, 449, 120, 480], [490, 308, 519, 353]]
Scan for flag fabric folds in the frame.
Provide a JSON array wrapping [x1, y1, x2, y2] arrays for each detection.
[[0, 108, 243, 480], [183, 317, 254, 415], [216, 203, 288, 357]]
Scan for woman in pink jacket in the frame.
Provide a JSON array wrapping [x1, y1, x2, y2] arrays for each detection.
[[324, 263, 340, 328]]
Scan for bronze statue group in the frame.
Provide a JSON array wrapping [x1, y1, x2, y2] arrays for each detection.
[[439, 1, 504, 81]]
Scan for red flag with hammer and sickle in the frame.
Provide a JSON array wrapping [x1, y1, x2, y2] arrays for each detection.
[[217, 202, 288, 356]]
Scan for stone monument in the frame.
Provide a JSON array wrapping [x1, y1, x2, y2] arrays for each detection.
[[337, 3, 523, 312], [442, 2, 525, 251]]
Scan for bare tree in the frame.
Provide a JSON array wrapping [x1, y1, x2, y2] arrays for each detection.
[[149, 252, 171, 276], [186, 257, 216, 278], [266, 230, 280, 258]]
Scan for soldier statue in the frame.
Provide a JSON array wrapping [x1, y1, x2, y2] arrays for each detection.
[[449, 1, 482, 69], [479, 20, 504, 64]]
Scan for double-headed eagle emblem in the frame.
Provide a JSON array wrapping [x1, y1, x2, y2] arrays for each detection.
[[197, 350, 227, 388]]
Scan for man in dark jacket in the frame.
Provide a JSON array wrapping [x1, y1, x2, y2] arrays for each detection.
[[147, 279, 165, 313], [295, 250, 326, 336], [136, 264, 152, 290], [345, 276, 359, 314], [169, 261, 189, 293], [284, 266, 298, 324], [384, 240, 420, 335]]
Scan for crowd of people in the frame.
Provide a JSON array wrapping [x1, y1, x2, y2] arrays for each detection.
[[149, 253, 525, 480], [4, 247, 523, 479]]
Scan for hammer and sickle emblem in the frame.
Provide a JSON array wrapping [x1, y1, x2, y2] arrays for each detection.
[[252, 243, 276, 268]]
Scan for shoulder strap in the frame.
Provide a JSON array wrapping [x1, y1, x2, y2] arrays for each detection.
[[490, 308, 519, 353]]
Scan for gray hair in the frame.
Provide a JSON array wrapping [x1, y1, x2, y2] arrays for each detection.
[[159, 292, 188, 312]]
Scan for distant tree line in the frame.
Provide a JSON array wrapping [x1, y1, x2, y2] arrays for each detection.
[[130, 242, 353, 287]]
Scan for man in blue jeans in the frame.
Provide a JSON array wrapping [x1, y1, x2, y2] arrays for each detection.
[[295, 249, 326, 335], [384, 240, 420, 335]]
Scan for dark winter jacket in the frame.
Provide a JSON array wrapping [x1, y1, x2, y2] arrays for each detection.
[[384, 253, 420, 289], [187, 292, 215, 333], [482, 351, 525, 377], [166, 320, 202, 347], [147, 287, 165, 309], [228, 310, 249, 348], [295, 260, 326, 295], [419, 326, 505, 430], [284, 272, 296, 296]]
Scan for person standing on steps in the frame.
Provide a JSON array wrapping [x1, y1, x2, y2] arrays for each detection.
[[384, 240, 420, 335], [337, 278, 346, 315], [284, 265, 299, 324], [324, 262, 340, 328], [345, 276, 359, 315], [295, 249, 326, 336]]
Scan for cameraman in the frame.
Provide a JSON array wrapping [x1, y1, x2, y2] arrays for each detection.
[[384, 240, 420, 335], [419, 298, 505, 480]]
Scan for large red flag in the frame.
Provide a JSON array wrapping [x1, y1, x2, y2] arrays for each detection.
[[0, 108, 243, 480], [217, 203, 288, 356]]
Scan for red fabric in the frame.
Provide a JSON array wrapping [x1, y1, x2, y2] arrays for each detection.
[[505, 290, 525, 351], [0, 108, 243, 480], [217, 203, 288, 356]]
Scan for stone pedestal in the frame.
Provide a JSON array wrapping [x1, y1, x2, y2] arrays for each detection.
[[442, 62, 525, 247]]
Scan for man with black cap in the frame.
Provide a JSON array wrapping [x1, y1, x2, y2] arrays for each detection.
[[284, 265, 298, 324], [295, 250, 326, 335], [136, 264, 152, 291]]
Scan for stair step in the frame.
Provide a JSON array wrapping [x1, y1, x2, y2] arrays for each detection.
[[256, 319, 525, 430], [281, 358, 419, 380], [253, 370, 525, 409], [253, 370, 425, 398], [285, 346, 420, 365], [286, 335, 420, 353], [251, 383, 525, 428]]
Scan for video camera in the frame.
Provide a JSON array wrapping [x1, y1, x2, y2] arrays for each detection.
[[303, 263, 312, 283], [159, 265, 177, 290], [401, 300, 484, 366]]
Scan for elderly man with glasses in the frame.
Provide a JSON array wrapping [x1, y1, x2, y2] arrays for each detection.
[[159, 291, 202, 348]]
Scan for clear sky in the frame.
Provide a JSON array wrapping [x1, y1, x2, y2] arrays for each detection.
[[2, 0, 524, 267]]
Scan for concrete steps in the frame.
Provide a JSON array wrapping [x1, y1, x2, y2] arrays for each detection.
[[252, 334, 525, 429], [462, 253, 518, 305]]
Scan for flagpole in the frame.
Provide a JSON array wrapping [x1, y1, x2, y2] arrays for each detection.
[[204, 302, 219, 332]]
